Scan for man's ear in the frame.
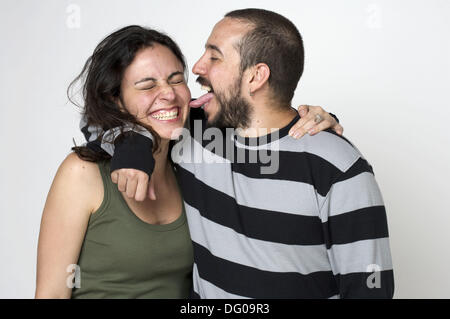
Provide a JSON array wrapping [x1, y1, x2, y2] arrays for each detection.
[[248, 63, 270, 95]]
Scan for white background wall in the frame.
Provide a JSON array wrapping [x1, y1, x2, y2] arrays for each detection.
[[1, 0, 449, 298]]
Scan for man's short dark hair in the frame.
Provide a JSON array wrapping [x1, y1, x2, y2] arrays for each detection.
[[225, 8, 304, 107]]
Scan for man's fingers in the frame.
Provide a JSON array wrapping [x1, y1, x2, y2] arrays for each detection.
[[111, 171, 118, 184], [125, 177, 138, 199], [117, 173, 127, 193], [135, 175, 149, 202]]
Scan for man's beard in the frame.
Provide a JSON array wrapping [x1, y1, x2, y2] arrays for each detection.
[[206, 75, 252, 130]]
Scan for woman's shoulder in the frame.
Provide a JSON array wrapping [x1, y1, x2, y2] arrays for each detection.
[[59, 152, 102, 181], [55, 152, 104, 213]]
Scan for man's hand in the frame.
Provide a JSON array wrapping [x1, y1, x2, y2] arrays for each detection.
[[288, 105, 344, 139], [111, 169, 156, 202]]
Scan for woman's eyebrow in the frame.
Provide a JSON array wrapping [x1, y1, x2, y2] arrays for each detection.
[[134, 71, 184, 85], [134, 77, 156, 85], [167, 71, 184, 80]]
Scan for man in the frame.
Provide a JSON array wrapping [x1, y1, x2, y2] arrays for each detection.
[[81, 9, 394, 298]]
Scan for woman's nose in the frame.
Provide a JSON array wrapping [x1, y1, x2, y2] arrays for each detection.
[[158, 83, 176, 102]]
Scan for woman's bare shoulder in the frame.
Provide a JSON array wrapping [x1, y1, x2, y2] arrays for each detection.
[[60, 152, 100, 174], [57, 153, 102, 185], [53, 152, 104, 213]]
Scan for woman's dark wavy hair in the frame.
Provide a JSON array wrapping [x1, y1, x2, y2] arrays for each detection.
[[68, 25, 187, 162]]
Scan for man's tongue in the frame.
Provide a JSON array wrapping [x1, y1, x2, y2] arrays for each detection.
[[189, 93, 214, 108]]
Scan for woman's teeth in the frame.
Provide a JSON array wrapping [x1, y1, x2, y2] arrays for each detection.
[[150, 109, 178, 120]]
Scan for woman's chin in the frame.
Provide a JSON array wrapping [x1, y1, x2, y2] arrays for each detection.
[[155, 126, 186, 141], [142, 112, 187, 141]]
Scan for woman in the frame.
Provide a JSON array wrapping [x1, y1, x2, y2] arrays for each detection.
[[36, 26, 193, 298], [36, 25, 341, 299]]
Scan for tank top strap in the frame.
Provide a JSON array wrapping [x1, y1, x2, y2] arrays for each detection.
[[87, 160, 114, 219], [97, 160, 113, 191]]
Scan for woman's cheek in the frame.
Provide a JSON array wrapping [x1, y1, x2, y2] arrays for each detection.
[[138, 93, 157, 114], [177, 84, 191, 106]]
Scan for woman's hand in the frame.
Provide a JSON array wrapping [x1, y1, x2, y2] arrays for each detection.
[[288, 104, 344, 139]]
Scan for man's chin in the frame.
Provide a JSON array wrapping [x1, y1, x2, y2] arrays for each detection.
[[204, 107, 218, 126], [205, 114, 217, 129], [206, 112, 226, 129]]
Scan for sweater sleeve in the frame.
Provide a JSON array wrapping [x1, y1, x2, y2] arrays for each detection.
[[78, 108, 337, 178], [319, 157, 394, 299], [79, 115, 155, 177]]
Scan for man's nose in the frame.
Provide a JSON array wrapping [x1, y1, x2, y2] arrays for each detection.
[[192, 55, 207, 75]]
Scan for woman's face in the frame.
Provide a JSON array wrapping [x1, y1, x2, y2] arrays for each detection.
[[120, 44, 191, 140]]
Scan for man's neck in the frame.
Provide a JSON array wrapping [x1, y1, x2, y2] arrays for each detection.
[[238, 102, 298, 138]]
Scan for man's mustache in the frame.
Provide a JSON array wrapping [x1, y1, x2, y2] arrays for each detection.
[[196, 76, 213, 89]]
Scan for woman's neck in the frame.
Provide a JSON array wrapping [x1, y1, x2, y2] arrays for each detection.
[[151, 139, 171, 183]]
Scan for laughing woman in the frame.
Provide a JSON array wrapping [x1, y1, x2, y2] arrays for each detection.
[[35, 26, 194, 298]]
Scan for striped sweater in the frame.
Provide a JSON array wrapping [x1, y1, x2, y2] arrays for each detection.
[[81, 108, 394, 298]]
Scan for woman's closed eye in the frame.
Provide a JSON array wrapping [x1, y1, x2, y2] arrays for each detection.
[[168, 73, 186, 85], [141, 85, 156, 90]]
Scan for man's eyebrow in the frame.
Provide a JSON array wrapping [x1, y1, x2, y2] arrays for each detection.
[[134, 71, 184, 85], [206, 44, 224, 56]]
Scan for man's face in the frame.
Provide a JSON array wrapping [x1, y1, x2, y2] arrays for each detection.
[[192, 18, 252, 129]]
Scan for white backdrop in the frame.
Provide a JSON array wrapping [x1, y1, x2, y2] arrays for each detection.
[[1, 0, 449, 299]]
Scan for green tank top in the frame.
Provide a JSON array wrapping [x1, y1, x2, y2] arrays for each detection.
[[71, 160, 193, 299]]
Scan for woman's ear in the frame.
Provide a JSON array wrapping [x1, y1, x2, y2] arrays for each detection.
[[116, 94, 126, 112]]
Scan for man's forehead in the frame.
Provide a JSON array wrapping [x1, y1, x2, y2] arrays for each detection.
[[207, 18, 252, 50]]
